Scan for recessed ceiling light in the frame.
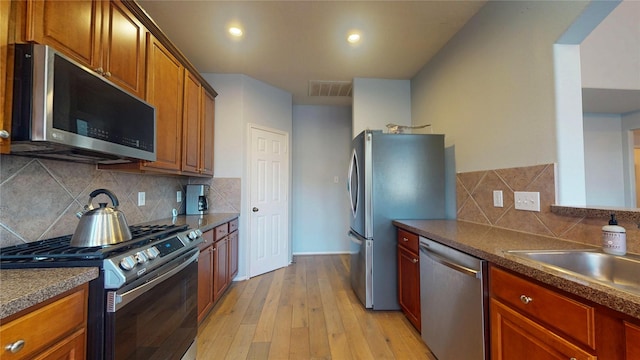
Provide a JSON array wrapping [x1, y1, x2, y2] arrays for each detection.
[[347, 33, 361, 44], [229, 27, 243, 37]]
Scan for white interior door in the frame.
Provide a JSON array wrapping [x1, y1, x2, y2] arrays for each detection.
[[249, 125, 289, 277]]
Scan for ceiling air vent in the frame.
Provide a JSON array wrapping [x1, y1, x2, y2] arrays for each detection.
[[308, 80, 352, 97]]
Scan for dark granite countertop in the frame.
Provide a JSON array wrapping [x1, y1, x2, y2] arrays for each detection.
[[0, 267, 99, 320], [0, 213, 239, 320], [393, 219, 640, 320]]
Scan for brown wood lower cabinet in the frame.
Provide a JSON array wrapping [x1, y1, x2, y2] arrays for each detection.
[[396, 229, 421, 331], [487, 264, 640, 360], [197, 218, 239, 323], [0, 284, 88, 360]]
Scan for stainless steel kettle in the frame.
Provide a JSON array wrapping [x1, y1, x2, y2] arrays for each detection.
[[70, 189, 132, 247]]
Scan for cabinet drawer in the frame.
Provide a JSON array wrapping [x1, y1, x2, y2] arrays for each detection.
[[0, 286, 87, 360], [199, 229, 214, 250], [490, 266, 595, 349], [397, 229, 419, 253], [229, 218, 239, 233], [214, 223, 229, 241]]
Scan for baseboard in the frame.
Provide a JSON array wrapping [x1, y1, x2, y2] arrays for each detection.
[[292, 251, 351, 255]]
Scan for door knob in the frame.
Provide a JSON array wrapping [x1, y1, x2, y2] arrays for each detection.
[[252, 207, 259, 212], [0, 130, 9, 139]]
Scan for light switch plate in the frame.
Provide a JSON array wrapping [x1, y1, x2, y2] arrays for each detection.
[[493, 190, 503, 207], [514, 191, 540, 212], [138, 192, 145, 206], [177, 191, 182, 203]]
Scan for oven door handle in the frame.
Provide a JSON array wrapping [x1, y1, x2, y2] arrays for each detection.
[[107, 250, 199, 312]]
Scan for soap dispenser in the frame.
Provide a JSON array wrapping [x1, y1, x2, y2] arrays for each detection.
[[602, 213, 626, 255]]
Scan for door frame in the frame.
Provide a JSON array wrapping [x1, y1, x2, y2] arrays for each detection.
[[244, 123, 291, 278]]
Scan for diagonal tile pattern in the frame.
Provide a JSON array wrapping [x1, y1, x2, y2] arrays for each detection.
[[0, 154, 241, 246], [457, 163, 640, 255]]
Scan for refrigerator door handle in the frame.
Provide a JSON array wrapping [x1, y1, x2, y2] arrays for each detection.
[[348, 230, 364, 245]]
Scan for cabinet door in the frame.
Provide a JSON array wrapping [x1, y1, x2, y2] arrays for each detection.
[[213, 237, 229, 301], [143, 33, 183, 172], [182, 71, 202, 174], [397, 244, 421, 331], [197, 246, 213, 323], [490, 298, 596, 360], [32, 329, 85, 360], [626, 321, 640, 359], [1, 0, 11, 154], [26, 0, 101, 68], [200, 89, 216, 176], [101, 0, 146, 98], [228, 231, 239, 279]]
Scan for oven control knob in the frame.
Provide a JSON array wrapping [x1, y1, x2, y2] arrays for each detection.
[[135, 251, 149, 264], [120, 256, 136, 271], [188, 230, 200, 240], [146, 247, 160, 259], [195, 229, 203, 237]]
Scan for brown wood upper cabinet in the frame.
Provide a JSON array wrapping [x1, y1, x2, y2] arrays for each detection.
[[182, 71, 215, 176], [25, 0, 146, 99], [141, 33, 184, 173]]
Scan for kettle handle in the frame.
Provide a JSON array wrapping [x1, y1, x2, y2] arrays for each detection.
[[89, 189, 120, 207]]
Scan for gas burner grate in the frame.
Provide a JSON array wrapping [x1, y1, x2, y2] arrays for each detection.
[[0, 224, 189, 267]]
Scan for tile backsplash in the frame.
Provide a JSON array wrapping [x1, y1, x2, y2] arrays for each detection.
[[0, 154, 240, 247], [456, 163, 640, 254]]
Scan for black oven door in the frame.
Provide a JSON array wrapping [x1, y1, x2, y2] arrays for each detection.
[[105, 249, 198, 360]]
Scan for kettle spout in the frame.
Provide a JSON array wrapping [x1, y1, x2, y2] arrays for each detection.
[[76, 204, 94, 219]]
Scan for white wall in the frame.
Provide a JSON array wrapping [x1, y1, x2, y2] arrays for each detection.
[[583, 113, 625, 206], [352, 78, 411, 138], [201, 73, 293, 279], [411, 1, 590, 173], [622, 110, 640, 206], [292, 105, 352, 254], [581, 1, 640, 90]]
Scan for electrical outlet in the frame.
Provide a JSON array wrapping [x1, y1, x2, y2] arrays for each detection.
[[177, 191, 182, 203], [138, 192, 145, 206], [493, 190, 503, 207], [514, 191, 540, 212]]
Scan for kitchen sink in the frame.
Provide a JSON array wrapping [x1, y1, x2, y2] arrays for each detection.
[[506, 249, 640, 296]]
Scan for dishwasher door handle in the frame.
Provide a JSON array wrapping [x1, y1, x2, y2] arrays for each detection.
[[420, 245, 480, 278]]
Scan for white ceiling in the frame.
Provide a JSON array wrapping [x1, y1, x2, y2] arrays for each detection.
[[137, 0, 487, 106]]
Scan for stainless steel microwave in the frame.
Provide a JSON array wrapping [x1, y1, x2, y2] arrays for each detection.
[[10, 44, 156, 164]]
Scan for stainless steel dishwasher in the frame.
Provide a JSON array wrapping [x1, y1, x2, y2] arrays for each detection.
[[419, 237, 488, 360]]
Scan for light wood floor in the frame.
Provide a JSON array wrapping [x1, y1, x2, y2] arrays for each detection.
[[197, 254, 436, 359]]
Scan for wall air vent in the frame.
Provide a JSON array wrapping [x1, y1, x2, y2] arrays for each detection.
[[308, 80, 353, 97]]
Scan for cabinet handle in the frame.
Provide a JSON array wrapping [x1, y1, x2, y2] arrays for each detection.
[[412, 258, 418, 263], [0, 130, 9, 139], [403, 237, 409, 242], [104, 71, 111, 78], [5, 339, 25, 353], [95, 67, 104, 75], [520, 295, 533, 304], [213, 247, 217, 252]]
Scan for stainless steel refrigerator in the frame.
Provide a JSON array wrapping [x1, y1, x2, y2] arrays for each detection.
[[347, 130, 445, 310]]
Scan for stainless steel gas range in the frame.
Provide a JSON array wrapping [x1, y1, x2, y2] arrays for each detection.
[[0, 223, 202, 360]]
